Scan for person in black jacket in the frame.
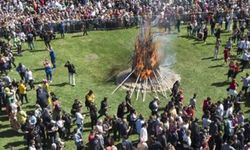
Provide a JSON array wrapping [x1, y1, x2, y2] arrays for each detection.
[[64, 61, 76, 86]]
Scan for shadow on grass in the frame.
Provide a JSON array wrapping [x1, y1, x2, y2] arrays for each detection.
[[0, 128, 23, 138], [211, 81, 229, 87], [72, 34, 83, 38], [3, 140, 25, 149], [33, 81, 43, 85], [33, 68, 44, 72], [201, 57, 213, 60], [105, 66, 125, 82], [50, 82, 68, 87], [29, 49, 47, 53], [208, 64, 224, 68], [0, 123, 9, 129]]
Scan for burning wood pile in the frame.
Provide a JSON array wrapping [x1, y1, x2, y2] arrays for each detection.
[[112, 20, 180, 101]]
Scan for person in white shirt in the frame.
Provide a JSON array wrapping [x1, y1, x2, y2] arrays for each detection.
[[189, 93, 197, 109], [25, 68, 34, 89], [75, 108, 85, 132], [242, 50, 250, 71], [216, 101, 224, 119], [241, 73, 250, 94], [202, 116, 212, 129], [140, 123, 148, 142], [183, 130, 192, 147]]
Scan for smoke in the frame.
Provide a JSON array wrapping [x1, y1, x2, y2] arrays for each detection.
[[154, 33, 176, 68], [136, 16, 176, 69]]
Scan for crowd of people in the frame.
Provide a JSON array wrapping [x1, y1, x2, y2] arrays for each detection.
[[1, 0, 250, 150]]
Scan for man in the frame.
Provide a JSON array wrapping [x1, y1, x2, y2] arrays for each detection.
[[25, 68, 34, 90], [149, 97, 160, 115], [64, 61, 76, 86], [18, 80, 28, 104], [48, 47, 56, 69], [98, 97, 108, 118], [241, 50, 250, 71], [89, 103, 98, 129], [117, 101, 126, 119], [16, 63, 26, 80], [82, 21, 88, 36], [214, 39, 221, 60], [189, 93, 197, 109], [43, 32, 51, 49], [27, 32, 35, 50], [241, 73, 250, 94]]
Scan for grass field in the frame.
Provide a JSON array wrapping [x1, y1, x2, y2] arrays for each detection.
[[0, 27, 249, 149]]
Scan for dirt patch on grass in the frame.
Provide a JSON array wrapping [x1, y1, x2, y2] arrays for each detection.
[[84, 53, 99, 62]]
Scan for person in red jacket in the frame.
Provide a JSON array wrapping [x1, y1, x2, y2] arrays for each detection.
[[224, 48, 230, 64], [228, 79, 238, 97], [203, 97, 211, 112]]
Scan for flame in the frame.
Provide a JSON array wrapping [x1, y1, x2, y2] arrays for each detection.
[[132, 22, 159, 80]]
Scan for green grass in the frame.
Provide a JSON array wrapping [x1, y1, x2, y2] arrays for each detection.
[[0, 27, 249, 149]]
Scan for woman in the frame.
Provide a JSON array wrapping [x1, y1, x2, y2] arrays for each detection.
[[43, 59, 52, 82]]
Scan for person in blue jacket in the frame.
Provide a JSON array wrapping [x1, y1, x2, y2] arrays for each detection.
[[48, 47, 56, 69]]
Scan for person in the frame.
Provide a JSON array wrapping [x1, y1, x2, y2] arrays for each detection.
[[82, 21, 88, 36], [27, 32, 35, 50], [16, 63, 26, 80], [228, 79, 238, 97], [25, 68, 34, 90], [18, 80, 28, 104], [85, 90, 95, 110], [241, 50, 250, 71], [241, 73, 250, 94], [43, 32, 51, 49], [98, 97, 108, 118], [228, 61, 235, 81], [71, 99, 82, 116], [140, 123, 148, 143], [125, 91, 133, 112], [59, 21, 65, 38], [73, 128, 84, 150], [189, 93, 197, 109], [202, 97, 211, 112], [14, 36, 22, 55], [89, 103, 98, 129], [75, 108, 85, 132], [203, 25, 208, 44], [149, 97, 159, 115], [43, 59, 53, 82], [224, 48, 230, 64], [64, 61, 76, 86], [214, 39, 221, 60], [117, 101, 127, 119], [48, 47, 56, 69]]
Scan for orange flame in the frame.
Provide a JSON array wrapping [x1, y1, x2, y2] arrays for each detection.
[[132, 24, 159, 80]]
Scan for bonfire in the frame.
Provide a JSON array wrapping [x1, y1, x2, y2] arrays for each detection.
[[112, 19, 180, 101]]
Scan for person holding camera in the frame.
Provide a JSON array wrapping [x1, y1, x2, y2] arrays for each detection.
[[64, 61, 76, 86]]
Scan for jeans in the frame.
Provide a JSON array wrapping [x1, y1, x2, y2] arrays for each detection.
[[46, 71, 52, 81]]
